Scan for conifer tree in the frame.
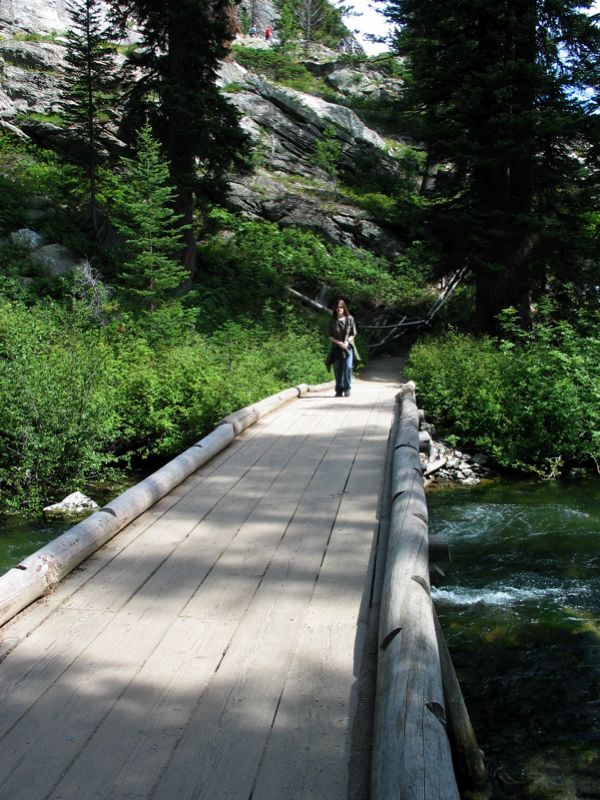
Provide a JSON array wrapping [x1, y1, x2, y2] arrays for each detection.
[[385, 0, 600, 333], [108, 0, 249, 281], [111, 124, 188, 312], [276, 0, 350, 48], [60, 0, 119, 233]]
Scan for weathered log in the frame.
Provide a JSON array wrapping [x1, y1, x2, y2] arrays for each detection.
[[288, 287, 330, 314], [0, 379, 330, 629], [433, 607, 489, 792], [304, 380, 336, 393], [373, 382, 459, 800], [424, 456, 447, 477], [219, 386, 313, 434]]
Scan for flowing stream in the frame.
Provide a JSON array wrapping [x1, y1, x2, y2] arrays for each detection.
[[0, 515, 68, 575], [430, 476, 600, 799]]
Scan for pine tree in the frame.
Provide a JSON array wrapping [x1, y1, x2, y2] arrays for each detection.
[[108, 0, 249, 281], [385, 0, 600, 333], [60, 0, 119, 233], [111, 124, 188, 312], [276, 0, 350, 48]]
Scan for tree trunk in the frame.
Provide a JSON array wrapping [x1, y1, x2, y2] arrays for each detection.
[[166, 14, 198, 282]]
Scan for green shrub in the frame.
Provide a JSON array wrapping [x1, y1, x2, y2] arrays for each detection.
[[0, 292, 331, 515], [199, 212, 421, 311], [230, 46, 335, 96], [405, 319, 600, 474], [0, 301, 118, 512]]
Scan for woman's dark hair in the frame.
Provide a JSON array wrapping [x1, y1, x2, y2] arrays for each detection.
[[331, 298, 349, 319]]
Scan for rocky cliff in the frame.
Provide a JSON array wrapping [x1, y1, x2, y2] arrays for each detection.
[[0, 2, 406, 258], [0, 0, 74, 36]]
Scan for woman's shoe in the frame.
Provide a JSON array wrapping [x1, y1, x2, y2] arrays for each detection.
[[344, 390, 351, 397]]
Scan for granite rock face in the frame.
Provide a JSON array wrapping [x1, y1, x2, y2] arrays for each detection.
[[0, 0, 110, 35], [219, 63, 405, 255], [0, 2, 405, 259]]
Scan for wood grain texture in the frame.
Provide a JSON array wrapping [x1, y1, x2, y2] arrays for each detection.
[[373, 385, 460, 800], [0, 362, 403, 800]]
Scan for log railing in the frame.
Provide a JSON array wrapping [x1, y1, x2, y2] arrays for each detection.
[[372, 382, 487, 799], [0, 380, 334, 629]]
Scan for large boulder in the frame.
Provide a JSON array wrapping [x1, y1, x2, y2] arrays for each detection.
[[325, 65, 405, 102], [0, 39, 65, 70], [10, 228, 46, 250], [224, 71, 399, 188], [0, 40, 66, 116], [248, 75, 386, 148], [30, 243, 79, 276]]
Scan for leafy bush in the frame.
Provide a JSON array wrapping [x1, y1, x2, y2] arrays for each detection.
[[0, 301, 118, 512], [405, 319, 600, 474], [98, 309, 329, 462], [0, 289, 331, 514], [339, 188, 398, 226], [230, 46, 335, 96], [199, 212, 423, 311], [0, 133, 90, 255]]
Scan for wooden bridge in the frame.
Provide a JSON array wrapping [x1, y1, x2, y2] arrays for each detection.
[[0, 358, 482, 800]]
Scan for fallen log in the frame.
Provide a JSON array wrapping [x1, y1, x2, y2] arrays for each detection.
[[424, 456, 447, 477], [433, 608, 489, 792]]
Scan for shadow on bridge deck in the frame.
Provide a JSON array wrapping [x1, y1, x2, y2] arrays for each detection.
[[0, 358, 404, 800]]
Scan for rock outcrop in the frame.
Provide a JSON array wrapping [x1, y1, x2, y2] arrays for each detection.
[[0, 0, 74, 36], [0, 3, 405, 261], [219, 61, 404, 255]]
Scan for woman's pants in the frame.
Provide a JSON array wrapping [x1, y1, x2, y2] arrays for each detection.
[[333, 347, 353, 395]]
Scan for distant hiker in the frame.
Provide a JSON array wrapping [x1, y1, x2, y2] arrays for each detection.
[[327, 299, 358, 398], [265, 24, 271, 41], [250, 23, 257, 35]]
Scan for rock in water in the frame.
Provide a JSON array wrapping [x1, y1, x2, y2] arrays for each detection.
[[43, 491, 100, 520]]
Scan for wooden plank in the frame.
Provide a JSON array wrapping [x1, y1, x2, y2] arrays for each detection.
[[0, 366, 404, 800], [0, 410, 285, 657], [140, 495, 344, 800], [238, 394, 398, 800], [251, 620, 361, 800], [61, 406, 315, 615], [47, 494, 326, 799], [0, 607, 110, 738], [0, 402, 337, 799]]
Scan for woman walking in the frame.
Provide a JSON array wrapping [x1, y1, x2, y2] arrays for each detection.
[[328, 299, 357, 397]]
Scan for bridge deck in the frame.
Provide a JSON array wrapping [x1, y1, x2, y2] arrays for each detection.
[[0, 360, 401, 800]]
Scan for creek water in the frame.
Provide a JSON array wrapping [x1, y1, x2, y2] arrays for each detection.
[[430, 476, 600, 799], [0, 515, 68, 575]]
